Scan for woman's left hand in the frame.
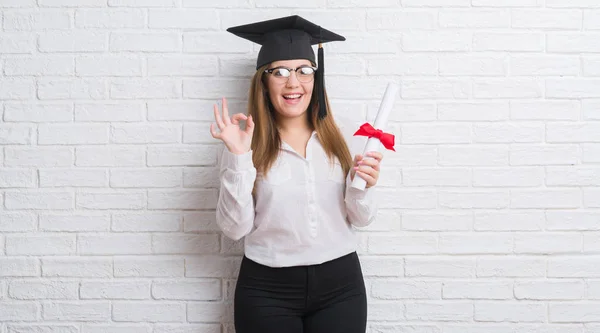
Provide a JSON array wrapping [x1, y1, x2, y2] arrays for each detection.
[[350, 151, 383, 188]]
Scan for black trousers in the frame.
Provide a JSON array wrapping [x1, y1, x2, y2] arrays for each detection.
[[234, 251, 368, 333]]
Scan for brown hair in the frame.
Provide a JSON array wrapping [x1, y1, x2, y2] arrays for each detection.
[[247, 64, 353, 188]]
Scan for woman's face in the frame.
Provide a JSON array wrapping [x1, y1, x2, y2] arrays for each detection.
[[264, 59, 315, 121]]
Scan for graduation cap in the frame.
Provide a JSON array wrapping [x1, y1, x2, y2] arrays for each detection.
[[227, 15, 345, 120]]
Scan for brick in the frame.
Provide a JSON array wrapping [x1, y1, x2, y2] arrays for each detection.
[[547, 123, 600, 142], [109, 0, 177, 6], [183, 124, 217, 144], [474, 79, 542, 98], [546, 0, 600, 8], [377, 189, 437, 209], [152, 234, 219, 254], [0, 169, 36, 188], [585, 188, 600, 208], [184, 32, 253, 53], [152, 279, 221, 301], [39, 0, 106, 6], [367, 302, 405, 321], [442, 281, 512, 300], [40, 213, 109, 232], [0, 32, 35, 54], [183, 78, 251, 99], [513, 9, 582, 29], [6, 234, 76, 255], [474, 167, 543, 187], [439, 145, 509, 166], [112, 302, 185, 322], [5, 191, 73, 210], [402, 32, 471, 52], [76, 56, 143, 77], [75, 102, 143, 121], [9, 280, 78, 300], [4, 56, 74, 76], [37, 78, 107, 100], [187, 302, 233, 322], [110, 124, 181, 144], [583, 100, 600, 119], [75, 9, 145, 28], [401, 79, 471, 99], [76, 191, 145, 210], [439, 233, 513, 254], [510, 144, 579, 165], [515, 233, 582, 254], [402, 212, 472, 231], [438, 102, 508, 121], [402, 124, 470, 144], [550, 303, 600, 322], [78, 234, 151, 255], [43, 302, 110, 321], [40, 169, 107, 187], [81, 325, 151, 333], [511, 189, 581, 209], [406, 257, 476, 278], [110, 33, 180, 52], [183, 212, 220, 233], [405, 302, 472, 321], [4, 10, 70, 31], [0, 125, 33, 144], [148, 101, 218, 121], [368, 102, 436, 122], [473, 123, 544, 143], [547, 166, 600, 186], [112, 212, 180, 232], [0, 258, 39, 277], [439, 55, 506, 76], [114, 257, 184, 277], [585, 233, 600, 252], [367, 11, 435, 30], [148, 9, 218, 29], [7, 325, 79, 333], [0, 0, 36, 6], [515, 281, 584, 300], [147, 146, 218, 166], [510, 55, 580, 76], [368, 56, 437, 76], [372, 280, 441, 300], [474, 210, 544, 231], [474, 302, 546, 322], [4, 103, 73, 122], [402, 0, 470, 6], [110, 79, 180, 99], [38, 124, 108, 145], [153, 325, 220, 333], [546, 211, 600, 231], [0, 78, 36, 99], [185, 256, 240, 278], [148, 56, 218, 76], [477, 257, 546, 277], [439, 9, 509, 28], [80, 281, 150, 300], [110, 168, 181, 188], [39, 31, 106, 52], [402, 167, 470, 187], [472, 0, 542, 6], [547, 79, 600, 98], [0, 213, 37, 231], [583, 144, 600, 163], [0, 303, 38, 321], [42, 258, 112, 277], [549, 256, 600, 277], [474, 33, 544, 51], [547, 33, 600, 53], [369, 234, 437, 254], [76, 147, 144, 167], [510, 101, 580, 120], [585, 10, 600, 29]]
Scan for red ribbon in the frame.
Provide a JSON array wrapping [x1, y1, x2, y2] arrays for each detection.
[[353, 123, 395, 151]]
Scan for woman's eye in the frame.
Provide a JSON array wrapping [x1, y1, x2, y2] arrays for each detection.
[[273, 69, 290, 77], [299, 67, 314, 75]]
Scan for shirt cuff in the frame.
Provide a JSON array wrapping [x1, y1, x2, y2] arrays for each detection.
[[220, 148, 254, 171]]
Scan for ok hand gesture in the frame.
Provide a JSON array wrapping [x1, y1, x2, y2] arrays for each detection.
[[210, 97, 255, 155]]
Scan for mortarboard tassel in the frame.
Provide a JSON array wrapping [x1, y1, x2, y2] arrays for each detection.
[[316, 42, 326, 120]]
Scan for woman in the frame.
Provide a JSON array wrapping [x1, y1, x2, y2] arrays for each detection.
[[210, 15, 383, 333]]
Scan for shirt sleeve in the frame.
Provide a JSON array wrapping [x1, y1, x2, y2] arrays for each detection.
[[336, 115, 379, 228], [215, 148, 257, 240]]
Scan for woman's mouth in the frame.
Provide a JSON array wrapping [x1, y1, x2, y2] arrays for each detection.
[[282, 93, 303, 105]]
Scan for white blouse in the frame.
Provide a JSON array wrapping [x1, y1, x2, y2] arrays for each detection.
[[215, 118, 378, 268]]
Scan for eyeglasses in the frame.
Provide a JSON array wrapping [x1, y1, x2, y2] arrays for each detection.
[[264, 65, 317, 83]]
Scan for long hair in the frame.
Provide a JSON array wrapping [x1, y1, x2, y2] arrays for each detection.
[[247, 63, 353, 188]]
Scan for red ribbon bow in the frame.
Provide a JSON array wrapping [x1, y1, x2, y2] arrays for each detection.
[[353, 122, 395, 151]]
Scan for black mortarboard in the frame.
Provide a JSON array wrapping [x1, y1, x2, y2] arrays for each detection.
[[227, 15, 345, 120]]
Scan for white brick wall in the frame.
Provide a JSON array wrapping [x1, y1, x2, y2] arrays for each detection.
[[1, 0, 599, 332]]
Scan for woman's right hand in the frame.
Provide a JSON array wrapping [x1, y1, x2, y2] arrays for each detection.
[[210, 97, 255, 155]]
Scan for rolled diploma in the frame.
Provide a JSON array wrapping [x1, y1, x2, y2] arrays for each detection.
[[350, 82, 399, 191]]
